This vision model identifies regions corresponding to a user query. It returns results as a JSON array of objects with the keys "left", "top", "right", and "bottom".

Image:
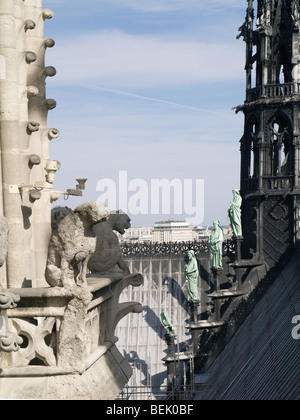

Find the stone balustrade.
[{"left": 0, "top": 273, "right": 143, "bottom": 400}]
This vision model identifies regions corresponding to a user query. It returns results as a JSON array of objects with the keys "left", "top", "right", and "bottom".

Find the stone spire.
[{"left": 237, "top": 0, "right": 300, "bottom": 266}]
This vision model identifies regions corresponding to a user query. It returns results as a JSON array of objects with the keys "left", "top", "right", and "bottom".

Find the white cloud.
[{"left": 48, "top": 30, "right": 244, "bottom": 88}]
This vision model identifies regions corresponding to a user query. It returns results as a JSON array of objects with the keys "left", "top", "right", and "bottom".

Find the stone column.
[
  {"left": 0, "top": 1, "right": 57, "bottom": 287},
  {"left": 0, "top": 0, "right": 32, "bottom": 287}
]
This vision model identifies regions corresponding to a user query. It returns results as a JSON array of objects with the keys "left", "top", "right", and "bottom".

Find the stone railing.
[
  {"left": 0, "top": 273, "right": 143, "bottom": 399},
  {"left": 243, "top": 176, "right": 292, "bottom": 194},
  {"left": 264, "top": 83, "right": 296, "bottom": 98},
  {"left": 262, "top": 176, "right": 292, "bottom": 191},
  {"left": 121, "top": 240, "right": 235, "bottom": 258},
  {"left": 242, "top": 177, "right": 259, "bottom": 194},
  {"left": 246, "top": 83, "right": 300, "bottom": 102}
]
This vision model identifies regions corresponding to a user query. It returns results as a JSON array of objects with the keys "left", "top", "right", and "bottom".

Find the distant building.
[
  {"left": 118, "top": 222, "right": 233, "bottom": 243},
  {"left": 119, "top": 226, "right": 153, "bottom": 243},
  {"left": 152, "top": 220, "right": 196, "bottom": 243}
]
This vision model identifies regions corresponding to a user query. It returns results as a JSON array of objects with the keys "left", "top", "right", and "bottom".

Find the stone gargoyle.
[
  {"left": 87, "top": 210, "right": 144, "bottom": 341},
  {"left": 88, "top": 210, "right": 131, "bottom": 276},
  {"left": 45, "top": 201, "right": 110, "bottom": 288}
]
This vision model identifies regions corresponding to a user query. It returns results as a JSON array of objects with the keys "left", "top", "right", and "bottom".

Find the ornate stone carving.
[
  {"left": 45, "top": 201, "right": 110, "bottom": 288},
  {"left": 0, "top": 291, "right": 20, "bottom": 310},
  {"left": 11, "top": 317, "right": 56, "bottom": 367},
  {"left": 0, "top": 331, "right": 23, "bottom": 353}
]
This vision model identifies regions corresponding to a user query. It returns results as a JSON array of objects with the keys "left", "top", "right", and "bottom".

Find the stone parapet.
[{"left": 0, "top": 273, "right": 143, "bottom": 399}]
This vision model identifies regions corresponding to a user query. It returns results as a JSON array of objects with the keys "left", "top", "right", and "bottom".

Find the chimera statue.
[
  {"left": 45, "top": 201, "right": 110, "bottom": 288},
  {"left": 88, "top": 210, "right": 131, "bottom": 275}
]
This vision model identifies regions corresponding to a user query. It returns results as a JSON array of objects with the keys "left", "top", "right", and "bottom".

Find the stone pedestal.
[
  {"left": 188, "top": 299, "right": 200, "bottom": 326},
  {"left": 162, "top": 333, "right": 177, "bottom": 394},
  {"left": 211, "top": 268, "right": 223, "bottom": 322},
  {"left": 233, "top": 236, "right": 244, "bottom": 289}
]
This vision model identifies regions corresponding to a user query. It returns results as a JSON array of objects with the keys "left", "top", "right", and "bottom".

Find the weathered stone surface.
[
  {"left": 57, "top": 285, "right": 93, "bottom": 370},
  {"left": 0, "top": 331, "right": 23, "bottom": 353},
  {"left": 0, "top": 216, "right": 9, "bottom": 268},
  {"left": 51, "top": 206, "right": 72, "bottom": 232},
  {"left": 45, "top": 202, "right": 110, "bottom": 288},
  {"left": 0, "top": 342, "right": 132, "bottom": 400},
  {"left": 88, "top": 211, "right": 131, "bottom": 275}
]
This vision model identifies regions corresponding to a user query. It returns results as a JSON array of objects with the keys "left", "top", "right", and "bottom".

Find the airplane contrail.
[{"left": 66, "top": 82, "right": 229, "bottom": 116}]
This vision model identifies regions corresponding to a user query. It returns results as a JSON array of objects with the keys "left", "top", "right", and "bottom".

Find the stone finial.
[
  {"left": 46, "top": 99, "right": 57, "bottom": 110},
  {"left": 24, "top": 20, "right": 36, "bottom": 32},
  {"left": 48, "top": 128, "right": 59, "bottom": 140},
  {"left": 28, "top": 154, "right": 41, "bottom": 167},
  {"left": 25, "top": 52, "right": 37, "bottom": 64},
  {"left": 42, "top": 9, "right": 54, "bottom": 20},
  {"left": 0, "top": 331, "right": 23, "bottom": 353},
  {"left": 27, "top": 121, "right": 40, "bottom": 134},
  {"left": 44, "top": 38, "right": 55, "bottom": 49},
  {"left": 45, "top": 66, "right": 57, "bottom": 77},
  {"left": 27, "top": 85, "right": 39, "bottom": 97}
]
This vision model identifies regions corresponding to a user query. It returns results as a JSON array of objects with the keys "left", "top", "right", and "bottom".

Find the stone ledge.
[{"left": 0, "top": 342, "right": 132, "bottom": 400}]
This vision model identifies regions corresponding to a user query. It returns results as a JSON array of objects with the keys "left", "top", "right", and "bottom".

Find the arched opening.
[
  {"left": 269, "top": 114, "right": 292, "bottom": 176},
  {"left": 248, "top": 118, "right": 259, "bottom": 178}
]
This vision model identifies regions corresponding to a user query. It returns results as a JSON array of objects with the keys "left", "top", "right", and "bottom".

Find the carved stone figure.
[
  {"left": 292, "top": 0, "right": 299, "bottom": 27},
  {"left": 45, "top": 201, "right": 110, "bottom": 288},
  {"left": 88, "top": 211, "right": 131, "bottom": 275},
  {"left": 228, "top": 189, "right": 243, "bottom": 238},
  {"left": 0, "top": 331, "right": 23, "bottom": 353},
  {"left": 0, "top": 291, "right": 20, "bottom": 310},
  {"left": 205, "top": 221, "right": 224, "bottom": 269},
  {"left": 161, "top": 310, "right": 175, "bottom": 336},
  {"left": 51, "top": 206, "right": 72, "bottom": 232},
  {"left": 184, "top": 250, "right": 200, "bottom": 302}
]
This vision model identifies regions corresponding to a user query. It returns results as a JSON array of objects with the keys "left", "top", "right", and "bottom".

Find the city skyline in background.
[{"left": 44, "top": 0, "right": 247, "bottom": 226}]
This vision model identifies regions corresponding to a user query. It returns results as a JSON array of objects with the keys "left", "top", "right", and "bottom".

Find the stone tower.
[
  {"left": 0, "top": 0, "right": 59, "bottom": 288},
  {"left": 237, "top": 0, "right": 300, "bottom": 268}
]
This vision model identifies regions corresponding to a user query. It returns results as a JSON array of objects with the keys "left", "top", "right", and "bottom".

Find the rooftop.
[{"left": 195, "top": 249, "right": 300, "bottom": 400}]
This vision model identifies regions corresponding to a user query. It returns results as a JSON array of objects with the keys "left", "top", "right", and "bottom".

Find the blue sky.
[{"left": 44, "top": 0, "right": 247, "bottom": 227}]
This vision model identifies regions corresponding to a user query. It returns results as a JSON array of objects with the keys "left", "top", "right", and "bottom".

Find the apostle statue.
[
  {"left": 228, "top": 189, "right": 243, "bottom": 238},
  {"left": 205, "top": 221, "right": 224, "bottom": 269},
  {"left": 184, "top": 250, "right": 200, "bottom": 302},
  {"left": 161, "top": 309, "right": 175, "bottom": 336}
]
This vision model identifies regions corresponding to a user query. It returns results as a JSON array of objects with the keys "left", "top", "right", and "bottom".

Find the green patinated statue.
[
  {"left": 205, "top": 220, "right": 224, "bottom": 269},
  {"left": 228, "top": 189, "right": 243, "bottom": 237},
  {"left": 160, "top": 309, "right": 175, "bottom": 335},
  {"left": 184, "top": 250, "right": 200, "bottom": 302}
]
